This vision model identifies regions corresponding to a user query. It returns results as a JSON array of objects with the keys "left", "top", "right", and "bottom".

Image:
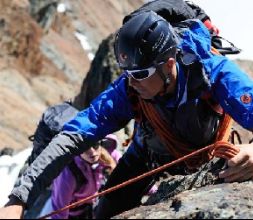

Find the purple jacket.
[{"left": 51, "top": 134, "right": 121, "bottom": 219}]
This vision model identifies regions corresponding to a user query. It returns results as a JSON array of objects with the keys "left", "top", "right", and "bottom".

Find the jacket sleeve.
[
  {"left": 63, "top": 74, "right": 134, "bottom": 140},
  {"left": 10, "top": 74, "right": 133, "bottom": 208},
  {"left": 123, "top": 0, "right": 210, "bottom": 24},
  {"left": 11, "top": 132, "right": 87, "bottom": 208},
  {"left": 205, "top": 55, "right": 253, "bottom": 130},
  {"left": 51, "top": 167, "right": 76, "bottom": 219}
]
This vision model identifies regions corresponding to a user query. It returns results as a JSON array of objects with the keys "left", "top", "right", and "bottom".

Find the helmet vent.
[
  {"left": 142, "top": 22, "right": 158, "bottom": 41},
  {"left": 150, "top": 22, "right": 158, "bottom": 31}
]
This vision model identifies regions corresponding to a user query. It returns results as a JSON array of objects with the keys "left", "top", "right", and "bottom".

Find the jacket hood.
[
  {"left": 104, "top": 134, "right": 119, "bottom": 152},
  {"left": 177, "top": 19, "right": 212, "bottom": 65}
]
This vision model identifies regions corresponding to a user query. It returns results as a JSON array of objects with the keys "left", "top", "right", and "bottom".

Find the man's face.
[
  {"left": 128, "top": 69, "right": 164, "bottom": 99},
  {"left": 128, "top": 60, "right": 177, "bottom": 99}
]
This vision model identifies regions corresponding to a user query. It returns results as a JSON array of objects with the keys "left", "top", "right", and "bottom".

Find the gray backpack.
[{"left": 27, "top": 101, "right": 79, "bottom": 166}]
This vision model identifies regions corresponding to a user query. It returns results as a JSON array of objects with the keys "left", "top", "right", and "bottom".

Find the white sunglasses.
[
  {"left": 126, "top": 66, "right": 157, "bottom": 81},
  {"left": 126, "top": 61, "right": 166, "bottom": 81}
]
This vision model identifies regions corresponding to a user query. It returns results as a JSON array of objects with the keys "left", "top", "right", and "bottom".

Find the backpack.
[
  {"left": 25, "top": 101, "right": 113, "bottom": 192},
  {"left": 26, "top": 101, "right": 79, "bottom": 167},
  {"left": 123, "top": 0, "right": 241, "bottom": 55},
  {"left": 15, "top": 101, "right": 81, "bottom": 196}
]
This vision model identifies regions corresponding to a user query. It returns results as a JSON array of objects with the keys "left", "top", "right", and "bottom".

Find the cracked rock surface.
[{"left": 115, "top": 159, "right": 253, "bottom": 219}]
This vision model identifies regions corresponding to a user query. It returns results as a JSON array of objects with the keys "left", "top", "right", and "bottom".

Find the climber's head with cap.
[{"left": 114, "top": 11, "right": 179, "bottom": 99}]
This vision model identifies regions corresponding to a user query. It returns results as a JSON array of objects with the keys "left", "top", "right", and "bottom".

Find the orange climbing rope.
[
  {"left": 138, "top": 97, "right": 234, "bottom": 169},
  {"left": 39, "top": 141, "right": 239, "bottom": 219}
]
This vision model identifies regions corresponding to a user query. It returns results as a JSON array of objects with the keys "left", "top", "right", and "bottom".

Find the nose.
[
  {"left": 87, "top": 147, "right": 96, "bottom": 154},
  {"left": 91, "top": 146, "right": 98, "bottom": 152}
]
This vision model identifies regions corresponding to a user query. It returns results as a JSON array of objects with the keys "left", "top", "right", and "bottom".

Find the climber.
[{"left": 1, "top": 2, "right": 253, "bottom": 219}]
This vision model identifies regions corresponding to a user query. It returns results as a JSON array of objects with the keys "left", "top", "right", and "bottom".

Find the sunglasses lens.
[
  {"left": 93, "top": 143, "right": 100, "bottom": 150},
  {"left": 101, "top": 139, "right": 108, "bottom": 147},
  {"left": 131, "top": 70, "right": 150, "bottom": 79},
  {"left": 127, "top": 66, "right": 156, "bottom": 80}
]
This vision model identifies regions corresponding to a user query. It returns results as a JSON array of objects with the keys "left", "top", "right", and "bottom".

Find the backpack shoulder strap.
[{"left": 68, "top": 161, "right": 87, "bottom": 192}]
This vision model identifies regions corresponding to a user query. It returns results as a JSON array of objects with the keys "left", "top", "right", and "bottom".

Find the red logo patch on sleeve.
[{"left": 240, "top": 94, "right": 252, "bottom": 104}]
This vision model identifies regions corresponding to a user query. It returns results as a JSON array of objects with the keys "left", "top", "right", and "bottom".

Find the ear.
[{"left": 166, "top": 58, "right": 176, "bottom": 70}]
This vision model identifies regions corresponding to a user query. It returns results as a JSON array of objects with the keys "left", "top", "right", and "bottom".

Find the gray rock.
[
  {"left": 115, "top": 159, "right": 253, "bottom": 219},
  {"left": 73, "top": 33, "right": 120, "bottom": 109},
  {"left": 29, "top": 0, "right": 59, "bottom": 32}
]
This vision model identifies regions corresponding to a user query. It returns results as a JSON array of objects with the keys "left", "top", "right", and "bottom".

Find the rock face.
[
  {"left": 73, "top": 33, "right": 119, "bottom": 109},
  {"left": 0, "top": 0, "right": 144, "bottom": 151},
  {"left": 115, "top": 159, "right": 253, "bottom": 219},
  {"left": 116, "top": 181, "right": 253, "bottom": 219}
]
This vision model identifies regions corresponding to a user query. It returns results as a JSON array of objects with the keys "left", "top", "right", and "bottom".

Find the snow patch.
[
  {"left": 75, "top": 32, "right": 95, "bottom": 61},
  {"left": 57, "top": 3, "right": 66, "bottom": 13},
  {"left": 0, "top": 148, "right": 32, "bottom": 207}
]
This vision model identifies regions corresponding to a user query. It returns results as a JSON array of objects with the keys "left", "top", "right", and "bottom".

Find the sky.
[{"left": 191, "top": 0, "right": 253, "bottom": 60}]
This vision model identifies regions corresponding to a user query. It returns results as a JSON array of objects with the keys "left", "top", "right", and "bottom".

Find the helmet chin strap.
[{"left": 156, "top": 66, "right": 171, "bottom": 95}]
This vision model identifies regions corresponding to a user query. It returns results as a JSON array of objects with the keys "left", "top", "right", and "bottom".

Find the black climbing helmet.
[{"left": 114, "top": 11, "right": 179, "bottom": 70}]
